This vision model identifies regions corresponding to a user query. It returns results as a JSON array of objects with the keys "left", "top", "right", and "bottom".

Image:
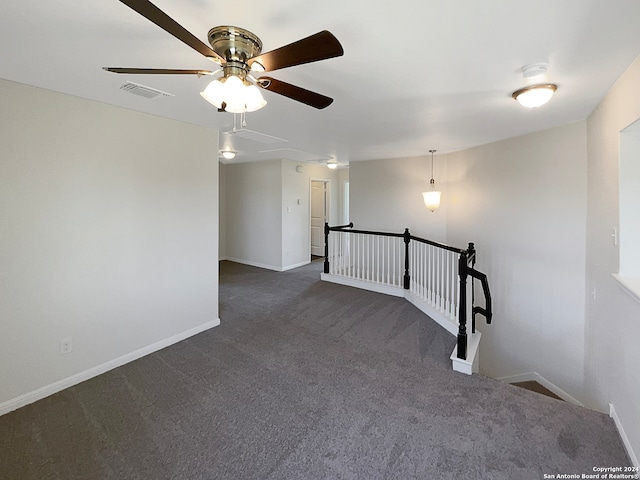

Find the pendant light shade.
[
  {"left": 422, "top": 149, "right": 441, "bottom": 212},
  {"left": 423, "top": 188, "right": 441, "bottom": 212}
]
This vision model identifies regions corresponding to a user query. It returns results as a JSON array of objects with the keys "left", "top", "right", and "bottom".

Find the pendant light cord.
[{"left": 429, "top": 149, "right": 436, "bottom": 183}]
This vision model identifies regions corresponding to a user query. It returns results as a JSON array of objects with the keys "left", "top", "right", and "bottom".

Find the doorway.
[{"left": 310, "top": 180, "right": 330, "bottom": 257}]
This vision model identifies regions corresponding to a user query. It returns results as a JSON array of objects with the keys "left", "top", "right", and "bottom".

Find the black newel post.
[
  {"left": 323, "top": 222, "right": 330, "bottom": 274},
  {"left": 403, "top": 228, "right": 411, "bottom": 290},
  {"left": 468, "top": 242, "right": 476, "bottom": 334},
  {"left": 457, "top": 250, "right": 468, "bottom": 360}
]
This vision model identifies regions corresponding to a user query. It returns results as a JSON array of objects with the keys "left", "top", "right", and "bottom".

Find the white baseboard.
[
  {"left": 223, "top": 258, "right": 313, "bottom": 272},
  {"left": 497, "top": 372, "right": 585, "bottom": 407},
  {"left": 405, "top": 292, "right": 458, "bottom": 336},
  {"left": 225, "top": 257, "right": 284, "bottom": 272},
  {"left": 282, "top": 260, "right": 310, "bottom": 272},
  {"left": 225, "top": 258, "right": 311, "bottom": 272},
  {"left": 610, "top": 403, "right": 639, "bottom": 468},
  {"left": 225, "top": 257, "right": 281, "bottom": 271},
  {"left": 321, "top": 273, "right": 405, "bottom": 297},
  {"left": 0, "top": 319, "right": 220, "bottom": 417}
]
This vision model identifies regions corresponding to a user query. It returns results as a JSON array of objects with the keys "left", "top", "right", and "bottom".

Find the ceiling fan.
[{"left": 103, "top": 0, "right": 344, "bottom": 113}]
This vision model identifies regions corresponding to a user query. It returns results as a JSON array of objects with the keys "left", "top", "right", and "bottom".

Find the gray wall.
[
  {"left": 223, "top": 160, "right": 283, "bottom": 269},
  {"left": 446, "top": 122, "right": 588, "bottom": 398},
  {"left": 585, "top": 54, "right": 640, "bottom": 464},
  {"left": 0, "top": 79, "right": 219, "bottom": 410},
  {"left": 348, "top": 55, "right": 640, "bottom": 460},
  {"left": 350, "top": 155, "right": 447, "bottom": 242},
  {"left": 222, "top": 160, "right": 341, "bottom": 271}
]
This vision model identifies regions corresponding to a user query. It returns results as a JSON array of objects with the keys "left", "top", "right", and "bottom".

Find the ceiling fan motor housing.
[{"left": 208, "top": 26, "right": 263, "bottom": 78}]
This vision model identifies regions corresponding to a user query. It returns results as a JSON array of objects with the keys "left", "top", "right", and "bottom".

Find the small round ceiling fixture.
[
  {"left": 220, "top": 150, "right": 237, "bottom": 160},
  {"left": 512, "top": 84, "right": 557, "bottom": 108}
]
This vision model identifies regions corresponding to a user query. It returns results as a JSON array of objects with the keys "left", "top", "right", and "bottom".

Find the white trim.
[
  {"left": 225, "top": 257, "right": 283, "bottom": 272},
  {"left": 282, "top": 260, "right": 311, "bottom": 272},
  {"left": 309, "top": 178, "right": 331, "bottom": 259},
  {"left": 0, "top": 319, "right": 220, "bottom": 417},
  {"left": 497, "top": 371, "right": 585, "bottom": 407},
  {"left": 225, "top": 257, "right": 310, "bottom": 273},
  {"left": 610, "top": 403, "right": 640, "bottom": 468},
  {"left": 451, "top": 332, "right": 481, "bottom": 375},
  {"left": 612, "top": 274, "right": 640, "bottom": 305},
  {"left": 321, "top": 273, "right": 404, "bottom": 297},
  {"left": 405, "top": 291, "right": 458, "bottom": 335}
]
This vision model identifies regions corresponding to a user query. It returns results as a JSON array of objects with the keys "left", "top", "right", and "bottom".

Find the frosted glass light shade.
[
  {"left": 200, "top": 76, "right": 267, "bottom": 113},
  {"left": 200, "top": 78, "right": 226, "bottom": 108},
  {"left": 244, "top": 84, "right": 267, "bottom": 112},
  {"left": 422, "top": 190, "right": 441, "bottom": 212},
  {"left": 512, "top": 84, "right": 557, "bottom": 108}
]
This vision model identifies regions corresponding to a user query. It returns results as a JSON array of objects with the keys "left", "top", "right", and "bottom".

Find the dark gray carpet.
[{"left": 0, "top": 260, "right": 630, "bottom": 479}]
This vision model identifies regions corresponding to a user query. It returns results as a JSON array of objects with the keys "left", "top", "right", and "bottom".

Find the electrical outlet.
[{"left": 60, "top": 337, "right": 72, "bottom": 355}]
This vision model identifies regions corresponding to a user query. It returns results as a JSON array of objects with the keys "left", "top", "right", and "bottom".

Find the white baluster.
[
  {"left": 445, "top": 250, "right": 450, "bottom": 314},
  {"left": 450, "top": 252, "right": 456, "bottom": 317}
]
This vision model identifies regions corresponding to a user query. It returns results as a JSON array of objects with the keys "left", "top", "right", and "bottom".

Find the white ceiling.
[{"left": 2, "top": 0, "right": 640, "bottom": 165}]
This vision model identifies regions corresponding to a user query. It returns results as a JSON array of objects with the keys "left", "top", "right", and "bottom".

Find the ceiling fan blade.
[
  {"left": 258, "top": 77, "right": 333, "bottom": 109},
  {"left": 249, "top": 31, "right": 343, "bottom": 72},
  {"left": 118, "top": 0, "right": 225, "bottom": 64},
  {"left": 103, "top": 67, "right": 215, "bottom": 75}
]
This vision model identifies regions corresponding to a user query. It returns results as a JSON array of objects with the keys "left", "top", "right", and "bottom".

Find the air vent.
[
  {"left": 224, "top": 129, "right": 287, "bottom": 144},
  {"left": 119, "top": 81, "right": 174, "bottom": 99},
  {"left": 258, "top": 148, "right": 331, "bottom": 162}
]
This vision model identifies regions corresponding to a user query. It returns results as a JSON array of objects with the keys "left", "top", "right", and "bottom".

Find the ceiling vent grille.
[
  {"left": 258, "top": 148, "right": 331, "bottom": 162},
  {"left": 119, "top": 81, "right": 174, "bottom": 99},
  {"left": 224, "top": 129, "right": 287, "bottom": 144}
]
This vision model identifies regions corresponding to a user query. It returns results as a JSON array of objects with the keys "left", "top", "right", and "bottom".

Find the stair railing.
[{"left": 323, "top": 222, "right": 492, "bottom": 360}]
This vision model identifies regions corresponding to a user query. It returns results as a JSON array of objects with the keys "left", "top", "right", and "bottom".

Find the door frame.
[{"left": 309, "top": 178, "right": 331, "bottom": 259}]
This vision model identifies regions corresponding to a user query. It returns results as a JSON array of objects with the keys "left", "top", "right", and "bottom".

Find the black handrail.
[
  {"left": 328, "top": 223, "right": 463, "bottom": 253},
  {"left": 410, "top": 235, "right": 465, "bottom": 254},
  {"left": 328, "top": 222, "right": 354, "bottom": 230},
  {"left": 329, "top": 225, "right": 404, "bottom": 239},
  {"left": 324, "top": 223, "right": 493, "bottom": 362},
  {"left": 470, "top": 269, "right": 492, "bottom": 324}
]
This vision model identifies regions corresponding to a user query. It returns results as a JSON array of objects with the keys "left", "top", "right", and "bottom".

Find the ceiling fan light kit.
[
  {"left": 200, "top": 75, "right": 267, "bottom": 113},
  {"left": 104, "top": 0, "right": 344, "bottom": 111}
]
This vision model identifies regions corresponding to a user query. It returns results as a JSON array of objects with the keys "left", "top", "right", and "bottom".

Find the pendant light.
[{"left": 422, "top": 149, "right": 441, "bottom": 212}]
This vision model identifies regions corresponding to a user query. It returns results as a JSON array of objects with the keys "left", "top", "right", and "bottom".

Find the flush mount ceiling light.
[
  {"left": 512, "top": 84, "right": 558, "bottom": 108},
  {"left": 422, "top": 149, "right": 441, "bottom": 212},
  {"left": 220, "top": 150, "right": 237, "bottom": 160},
  {"left": 512, "top": 63, "right": 557, "bottom": 108}
]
